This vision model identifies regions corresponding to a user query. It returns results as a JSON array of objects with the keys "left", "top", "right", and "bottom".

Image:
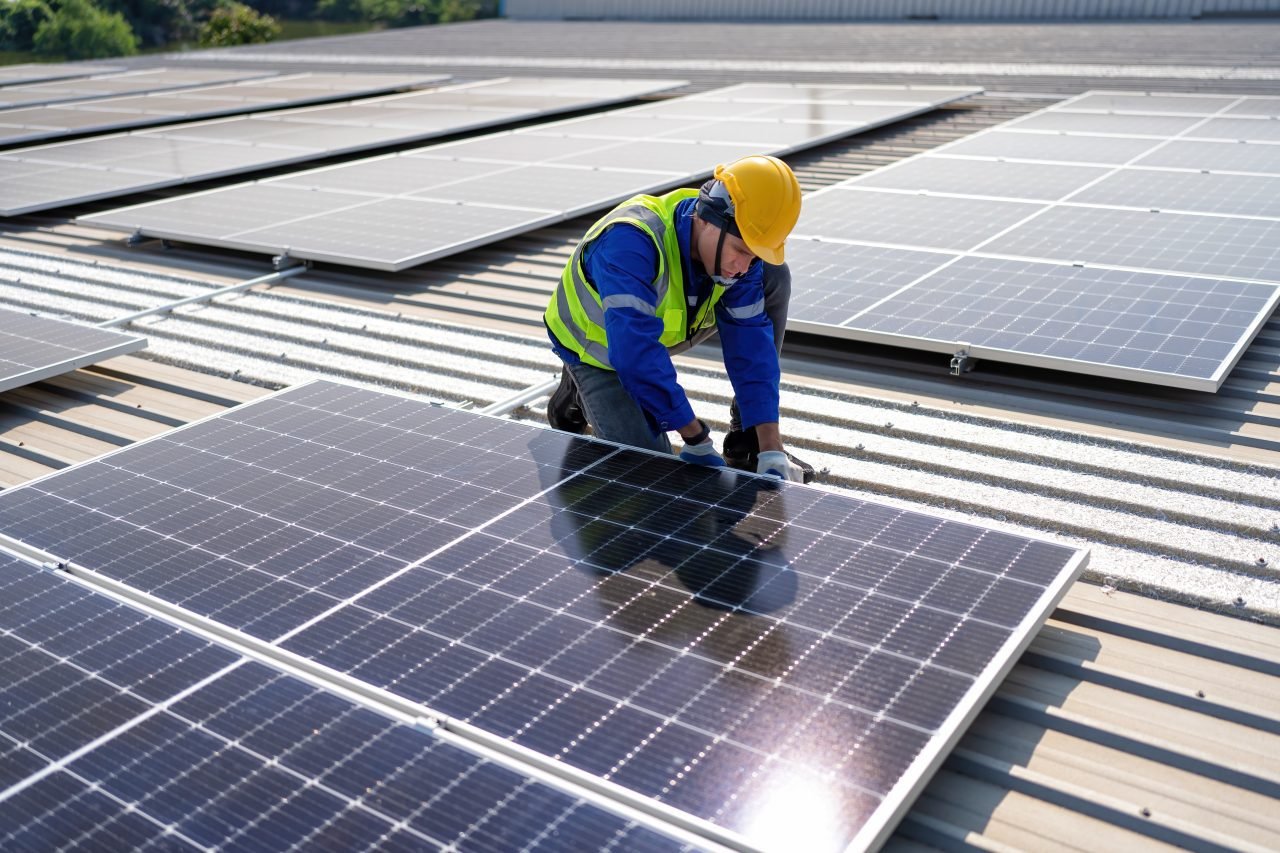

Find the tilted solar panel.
[
  {"left": 0, "top": 306, "right": 146, "bottom": 393},
  {"left": 0, "top": 77, "right": 686, "bottom": 216},
  {"left": 0, "top": 63, "right": 123, "bottom": 87},
  {"left": 0, "top": 379, "right": 1087, "bottom": 851},
  {"left": 81, "top": 83, "right": 983, "bottom": 271},
  {"left": 0, "top": 72, "right": 446, "bottom": 146},
  {"left": 0, "top": 67, "right": 272, "bottom": 110},
  {"left": 787, "top": 90, "right": 1280, "bottom": 391}
]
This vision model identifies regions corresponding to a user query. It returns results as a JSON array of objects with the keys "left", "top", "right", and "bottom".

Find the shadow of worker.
[{"left": 540, "top": 438, "right": 799, "bottom": 616}]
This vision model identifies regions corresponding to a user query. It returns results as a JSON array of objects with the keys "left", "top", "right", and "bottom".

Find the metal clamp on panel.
[
  {"left": 272, "top": 249, "right": 305, "bottom": 271},
  {"left": 950, "top": 347, "right": 977, "bottom": 376}
]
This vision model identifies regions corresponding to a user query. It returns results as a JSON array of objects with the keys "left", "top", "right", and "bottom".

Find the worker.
[{"left": 544, "top": 154, "right": 812, "bottom": 483}]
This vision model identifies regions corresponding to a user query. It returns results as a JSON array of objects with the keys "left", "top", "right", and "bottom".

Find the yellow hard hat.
[{"left": 712, "top": 154, "right": 802, "bottom": 265}]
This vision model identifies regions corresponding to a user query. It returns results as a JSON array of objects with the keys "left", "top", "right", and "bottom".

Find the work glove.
[
  {"left": 757, "top": 450, "right": 804, "bottom": 483},
  {"left": 679, "top": 440, "right": 726, "bottom": 468}
]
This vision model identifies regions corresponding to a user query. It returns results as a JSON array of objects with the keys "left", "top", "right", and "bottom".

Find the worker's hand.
[
  {"left": 679, "top": 440, "right": 726, "bottom": 468},
  {"left": 757, "top": 450, "right": 803, "bottom": 482}
]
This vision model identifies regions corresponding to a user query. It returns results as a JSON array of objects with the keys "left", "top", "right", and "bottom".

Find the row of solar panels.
[
  {"left": 0, "top": 378, "right": 1088, "bottom": 850},
  {"left": 5, "top": 76, "right": 1276, "bottom": 396},
  {"left": 0, "top": 79, "right": 973, "bottom": 404},
  {"left": 786, "top": 91, "right": 1280, "bottom": 392}
]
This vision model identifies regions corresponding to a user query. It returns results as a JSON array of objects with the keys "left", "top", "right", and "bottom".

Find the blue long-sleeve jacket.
[{"left": 549, "top": 197, "right": 779, "bottom": 435}]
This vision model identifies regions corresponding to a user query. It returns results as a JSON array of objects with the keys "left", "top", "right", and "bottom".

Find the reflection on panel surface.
[{"left": 0, "top": 379, "right": 1084, "bottom": 852}]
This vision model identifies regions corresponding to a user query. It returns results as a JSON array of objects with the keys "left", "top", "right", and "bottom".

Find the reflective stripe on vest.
[{"left": 546, "top": 189, "right": 704, "bottom": 370}]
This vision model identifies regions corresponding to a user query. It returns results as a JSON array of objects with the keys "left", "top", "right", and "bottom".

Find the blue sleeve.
[
  {"left": 586, "top": 225, "right": 697, "bottom": 433},
  {"left": 715, "top": 266, "right": 780, "bottom": 428}
]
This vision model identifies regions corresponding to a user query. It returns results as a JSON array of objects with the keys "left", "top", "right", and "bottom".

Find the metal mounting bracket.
[
  {"left": 272, "top": 251, "right": 306, "bottom": 271},
  {"left": 950, "top": 348, "right": 977, "bottom": 376}
]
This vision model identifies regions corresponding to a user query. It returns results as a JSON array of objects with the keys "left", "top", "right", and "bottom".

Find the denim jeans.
[{"left": 564, "top": 262, "right": 791, "bottom": 451}]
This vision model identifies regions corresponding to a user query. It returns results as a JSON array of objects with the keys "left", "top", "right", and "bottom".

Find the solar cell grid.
[
  {"left": 0, "top": 68, "right": 268, "bottom": 110},
  {"left": 2, "top": 76, "right": 686, "bottom": 216},
  {"left": 0, "top": 63, "right": 121, "bottom": 86},
  {"left": 692, "top": 84, "right": 979, "bottom": 105},
  {"left": 795, "top": 188, "right": 1042, "bottom": 252},
  {"left": 1062, "top": 93, "right": 1236, "bottom": 114},
  {"left": 0, "top": 307, "right": 146, "bottom": 393},
  {"left": 1189, "top": 116, "right": 1280, "bottom": 143},
  {"left": 1226, "top": 98, "right": 1280, "bottom": 117},
  {"left": 854, "top": 156, "right": 1108, "bottom": 201},
  {"left": 986, "top": 205, "right": 1280, "bottom": 281},
  {"left": 789, "top": 90, "right": 1280, "bottom": 390},
  {"left": 1004, "top": 112, "right": 1206, "bottom": 136},
  {"left": 785, "top": 240, "right": 957, "bottom": 323},
  {"left": 850, "top": 256, "right": 1276, "bottom": 386},
  {"left": 1134, "top": 138, "right": 1280, "bottom": 174},
  {"left": 0, "top": 72, "right": 447, "bottom": 146},
  {"left": 0, "top": 553, "right": 686, "bottom": 851},
  {"left": 82, "top": 83, "right": 983, "bottom": 270},
  {"left": 1072, "top": 168, "right": 1280, "bottom": 218},
  {"left": 0, "top": 379, "right": 1085, "bottom": 853},
  {"left": 940, "top": 130, "right": 1160, "bottom": 164}
]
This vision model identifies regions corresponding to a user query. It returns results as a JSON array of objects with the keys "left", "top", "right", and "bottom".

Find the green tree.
[
  {"left": 33, "top": 0, "right": 139, "bottom": 58},
  {"left": 197, "top": 1, "right": 279, "bottom": 46},
  {"left": 316, "top": 0, "right": 482, "bottom": 27},
  {"left": 0, "top": 0, "right": 55, "bottom": 51},
  {"left": 97, "top": 0, "right": 198, "bottom": 48}
]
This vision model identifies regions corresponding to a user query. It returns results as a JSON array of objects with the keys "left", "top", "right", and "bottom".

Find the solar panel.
[
  {"left": 0, "top": 63, "right": 122, "bottom": 87},
  {"left": 0, "top": 551, "right": 692, "bottom": 851},
  {"left": 1003, "top": 112, "right": 1205, "bottom": 136},
  {"left": 941, "top": 130, "right": 1158, "bottom": 164},
  {"left": 0, "top": 379, "right": 1087, "bottom": 852},
  {"left": 787, "top": 90, "right": 1280, "bottom": 391},
  {"left": 852, "top": 156, "right": 1109, "bottom": 201},
  {"left": 0, "top": 77, "right": 686, "bottom": 216},
  {"left": 0, "top": 67, "right": 272, "bottom": 110},
  {"left": 82, "top": 82, "right": 983, "bottom": 271},
  {"left": 1068, "top": 168, "right": 1280, "bottom": 219},
  {"left": 0, "top": 307, "right": 145, "bottom": 393},
  {"left": 0, "top": 72, "right": 446, "bottom": 146}
]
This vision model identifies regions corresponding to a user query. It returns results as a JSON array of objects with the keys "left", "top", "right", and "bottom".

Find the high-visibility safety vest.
[{"left": 545, "top": 189, "right": 725, "bottom": 370}]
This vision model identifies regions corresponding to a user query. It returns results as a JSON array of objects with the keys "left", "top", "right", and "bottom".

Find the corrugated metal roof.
[{"left": 2, "top": 18, "right": 1279, "bottom": 851}]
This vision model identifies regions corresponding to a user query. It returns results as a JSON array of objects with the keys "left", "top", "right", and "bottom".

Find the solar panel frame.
[
  {"left": 0, "top": 378, "right": 1088, "bottom": 852},
  {"left": 0, "top": 307, "right": 146, "bottom": 394},
  {"left": 0, "top": 72, "right": 448, "bottom": 147},
  {"left": 1, "top": 76, "right": 688, "bottom": 217},
  {"left": 786, "top": 89, "right": 1280, "bottom": 391},
  {"left": 82, "top": 82, "right": 983, "bottom": 271}
]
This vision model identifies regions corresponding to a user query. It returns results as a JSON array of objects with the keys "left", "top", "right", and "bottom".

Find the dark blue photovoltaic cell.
[
  {"left": 0, "top": 380, "right": 1084, "bottom": 853},
  {"left": 0, "top": 552, "right": 689, "bottom": 852}
]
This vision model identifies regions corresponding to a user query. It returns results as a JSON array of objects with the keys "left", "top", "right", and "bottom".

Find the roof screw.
[
  {"left": 1141, "top": 807, "right": 1152, "bottom": 818},
  {"left": 884, "top": 422, "right": 893, "bottom": 429},
  {"left": 1270, "top": 523, "right": 1279, "bottom": 533},
  {"left": 1196, "top": 690, "right": 1205, "bottom": 699},
  {"left": 1234, "top": 596, "right": 1246, "bottom": 608},
  {"left": 1257, "top": 557, "right": 1268, "bottom": 567},
  {"left": 910, "top": 401, "right": 919, "bottom": 408}
]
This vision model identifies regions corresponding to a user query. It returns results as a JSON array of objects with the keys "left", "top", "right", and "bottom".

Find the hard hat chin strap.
[{"left": 713, "top": 224, "right": 728, "bottom": 279}]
